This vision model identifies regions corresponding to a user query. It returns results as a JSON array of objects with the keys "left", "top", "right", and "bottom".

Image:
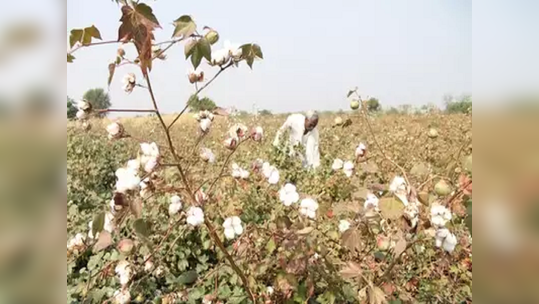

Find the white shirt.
[{"left": 273, "top": 114, "right": 320, "bottom": 169}]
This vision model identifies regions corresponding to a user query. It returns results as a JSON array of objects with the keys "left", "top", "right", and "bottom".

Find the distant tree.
[
  {"left": 366, "top": 97, "right": 381, "bottom": 112},
  {"left": 445, "top": 94, "right": 472, "bottom": 114},
  {"left": 187, "top": 94, "right": 216, "bottom": 112},
  {"left": 259, "top": 109, "right": 272, "bottom": 116},
  {"left": 67, "top": 96, "right": 77, "bottom": 119},
  {"left": 83, "top": 88, "right": 111, "bottom": 117},
  {"left": 386, "top": 107, "right": 400, "bottom": 115},
  {"left": 399, "top": 104, "right": 412, "bottom": 115}
]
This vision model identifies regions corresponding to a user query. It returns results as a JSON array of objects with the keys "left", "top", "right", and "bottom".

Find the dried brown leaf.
[
  {"left": 340, "top": 261, "right": 363, "bottom": 280},
  {"left": 93, "top": 231, "right": 112, "bottom": 253},
  {"left": 368, "top": 286, "right": 387, "bottom": 304}
]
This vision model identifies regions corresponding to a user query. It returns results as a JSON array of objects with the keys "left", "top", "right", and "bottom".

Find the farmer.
[{"left": 273, "top": 110, "right": 320, "bottom": 169}]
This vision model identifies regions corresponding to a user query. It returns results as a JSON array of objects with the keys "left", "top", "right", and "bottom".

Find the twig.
[{"left": 68, "top": 40, "right": 121, "bottom": 55}]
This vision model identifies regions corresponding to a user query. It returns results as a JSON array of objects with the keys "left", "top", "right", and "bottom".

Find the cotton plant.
[
  {"left": 106, "top": 121, "right": 125, "bottom": 140},
  {"left": 67, "top": 233, "right": 86, "bottom": 250},
  {"left": 200, "top": 148, "right": 216, "bottom": 163},
  {"left": 140, "top": 142, "right": 160, "bottom": 173},
  {"left": 231, "top": 163, "right": 250, "bottom": 180},
  {"left": 186, "top": 206, "right": 205, "bottom": 226},
  {"left": 168, "top": 195, "right": 183, "bottom": 216},
  {"left": 115, "top": 260, "right": 131, "bottom": 286},
  {"left": 187, "top": 67, "right": 204, "bottom": 83},
  {"left": 279, "top": 183, "right": 300, "bottom": 206},
  {"left": 115, "top": 166, "right": 141, "bottom": 193},
  {"left": 75, "top": 99, "right": 92, "bottom": 120},
  {"left": 389, "top": 176, "right": 409, "bottom": 206},
  {"left": 199, "top": 118, "right": 212, "bottom": 133},
  {"left": 364, "top": 193, "right": 380, "bottom": 210},
  {"left": 113, "top": 289, "right": 131, "bottom": 304},
  {"left": 355, "top": 142, "right": 367, "bottom": 158},
  {"left": 332, "top": 159, "right": 344, "bottom": 171},
  {"left": 251, "top": 126, "right": 264, "bottom": 142},
  {"left": 435, "top": 228, "right": 458, "bottom": 253},
  {"left": 430, "top": 203, "right": 452, "bottom": 228},
  {"left": 299, "top": 198, "right": 319, "bottom": 219},
  {"left": 262, "top": 162, "right": 280, "bottom": 184},
  {"left": 223, "top": 216, "right": 243, "bottom": 240},
  {"left": 339, "top": 220, "right": 351, "bottom": 232},
  {"left": 343, "top": 161, "right": 354, "bottom": 177},
  {"left": 122, "top": 73, "right": 136, "bottom": 93}
]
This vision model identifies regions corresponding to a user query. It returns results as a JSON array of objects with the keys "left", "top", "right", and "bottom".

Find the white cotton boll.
[
  {"left": 76, "top": 110, "right": 88, "bottom": 120},
  {"left": 106, "top": 122, "right": 123, "bottom": 139},
  {"left": 186, "top": 207, "right": 205, "bottom": 226},
  {"left": 332, "top": 159, "right": 344, "bottom": 170},
  {"left": 251, "top": 126, "right": 264, "bottom": 142},
  {"left": 223, "top": 216, "right": 243, "bottom": 239},
  {"left": 339, "top": 220, "right": 351, "bottom": 232},
  {"left": 279, "top": 183, "right": 300, "bottom": 206},
  {"left": 199, "top": 118, "right": 212, "bottom": 133},
  {"left": 300, "top": 198, "right": 319, "bottom": 219},
  {"left": 268, "top": 168, "right": 280, "bottom": 185},
  {"left": 343, "top": 161, "right": 354, "bottom": 177},
  {"left": 127, "top": 159, "right": 140, "bottom": 172},
  {"left": 430, "top": 203, "right": 452, "bottom": 228},
  {"left": 115, "top": 261, "right": 131, "bottom": 284},
  {"left": 67, "top": 233, "right": 86, "bottom": 249},
  {"left": 229, "top": 124, "right": 248, "bottom": 139},
  {"left": 115, "top": 167, "right": 141, "bottom": 193},
  {"left": 104, "top": 212, "right": 115, "bottom": 234},
  {"left": 113, "top": 289, "right": 131, "bottom": 304},
  {"left": 210, "top": 48, "right": 230, "bottom": 66},
  {"left": 140, "top": 142, "right": 160, "bottom": 158},
  {"left": 77, "top": 100, "right": 91, "bottom": 111},
  {"left": 267, "top": 286, "right": 274, "bottom": 295},
  {"left": 168, "top": 195, "right": 182, "bottom": 216},
  {"left": 435, "top": 228, "right": 458, "bottom": 253},
  {"left": 224, "top": 137, "right": 238, "bottom": 150},
  {"left": 389, "top": 176, "right": 407, "bottom": 193},
  {"left": 364, "top": 193, "right": 379, "bottom": 210},
  {"left": 144, "top": 157, "right": 159, "bottom": 173},
  {"left": 200, "top": 148, "right": 215, "bottom": 163},
  {"left": 404, "top": 203, "right": 420, "bottom": 228},
  {"left": 262, "top": 162, "right": 272, "bottom": 178},
  {"left": 122, "top": 73, "right": 136, "bottom": 94},
  {"left": 355, "top": 142, "right": 367, "bottom": 158},
  {"left": 144, "top": 259, "right": 154, "bottom": 272}
]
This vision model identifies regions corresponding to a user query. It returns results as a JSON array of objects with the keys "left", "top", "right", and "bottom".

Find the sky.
[{"left": 65, "top": 0, "right": 473, "bottom": 115}]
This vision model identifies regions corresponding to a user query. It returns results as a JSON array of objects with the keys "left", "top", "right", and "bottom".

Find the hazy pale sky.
[{"left": 66, "top": 0, "right": 473, "bottom": 114}]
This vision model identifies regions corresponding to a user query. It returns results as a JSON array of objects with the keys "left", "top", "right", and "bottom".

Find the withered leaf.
[
  {"left": 117, "top": 3, "right": 160, "bottom": 75},
  {"left": 342, "top": 228, "right": 362, "bottom": 252},
  {"left": 93, "top": 231, "right": 112, "bottom": 253},
  {"left": 340, "top": 261, "right": 363, "bottom": 280}
]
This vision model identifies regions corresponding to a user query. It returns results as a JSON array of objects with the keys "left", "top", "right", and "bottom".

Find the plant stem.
[
  {"left": 69, "top": 40, "right": 121, "bottom": 55},
  {"left": 143, "top": 73, "right": 256, "bottom": 303}
]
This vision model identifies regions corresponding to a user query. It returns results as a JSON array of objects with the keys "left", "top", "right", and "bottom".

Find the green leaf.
[
  {"left": 177, "top": 270, "right": 198, "bottom": 285},
  {"left": 67, "top": 54, "right": 75, "bottom": 63},
  {"left": 69, "top": 29, "right": 83, "bottom": 48},
  {"left": 266, "top": 238, "right": 276, "bottom": 254},
  {"left": 135, "top": 3, "right": 161, "bottom": 27},
  {"left": 246, "top": 56, "right": 254, "bottom": 69},
  {"left": 190, "top": 46, "right": 203, "bottom": 70},
  {"left": 133, "top": 219, "right": 150, "bottom": 238},
  {"left": 252, "top": 44, "right": 263, "bottom": 59},
  {"left": 92, "top": 212, "right": 106, "bottom": 238},
  {"left": 84, "top": 25, "right": 102, "bottom": 40},
  {"left": 172, "top": 15, "right": 196, "bottom": 38},
  {"left": 347, "top": 89, "right": 356, "bottom": 98},
  {"left": 198, "top": 38, "right": 212, "bottom": 61},
  {"left": 184, "top": 38, "right": 197, "bottom": 59},
  {"left": 188, "top": 287, "right": 204, "bottom": 300},
  {"left": 379, "top": 197, "right": 404, "bottom": 220}
]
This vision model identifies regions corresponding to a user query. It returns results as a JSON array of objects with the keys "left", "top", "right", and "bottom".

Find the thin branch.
[
  {"left": 208, "top": 139, "right": 249, "bottom": 194},
  {"left": 98, "top": 108, "right": 156, "bottom": 114},
  {"left": 68, "top": 40, "right": 121, "bottom": 55}
]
